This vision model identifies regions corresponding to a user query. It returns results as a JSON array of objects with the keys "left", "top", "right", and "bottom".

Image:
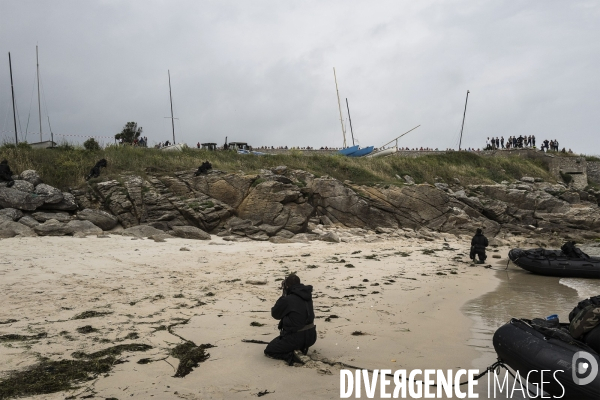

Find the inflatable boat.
[
  {"left": 508, "top": 248, "right": 600, "bottom": 279},
  {"left": 493, "top": 318, "right": 600, "bottom": 399}
]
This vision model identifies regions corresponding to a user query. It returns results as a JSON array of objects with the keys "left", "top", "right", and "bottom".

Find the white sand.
[{"left": 0, "top": 234, "right": 505, "bottom": 399}]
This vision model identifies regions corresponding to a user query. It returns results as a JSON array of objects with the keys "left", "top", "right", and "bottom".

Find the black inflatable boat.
[
  {"left": 508, "top": 248, "right": 600, "bottom": 278},
  {"left": 494, "top": 318, "right": 600, "bottom": 399}
]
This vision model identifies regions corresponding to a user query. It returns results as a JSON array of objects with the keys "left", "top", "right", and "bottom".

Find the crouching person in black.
[
  {"left": 470, "top": 228, "right": 488, "bottom": 264},
  {"left": 264, "top": 273, "right": 317, "bottom": 366},
  {"left": 0, "top": 160, "right": 15, "bottom": 187},
  {"left": 85, "top": 159, "right": 107, "bottom": 181}
]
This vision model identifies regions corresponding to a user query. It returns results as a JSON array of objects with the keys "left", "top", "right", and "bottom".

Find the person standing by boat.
[{"left": 470, "top": 228, "right": 488, "bottom": 264}]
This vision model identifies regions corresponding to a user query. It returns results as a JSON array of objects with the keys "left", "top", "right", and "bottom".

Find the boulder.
[
  {"left": 33, "top": 219, "right": 72, "bottom": 236},
  {"left": 34, "top": 183, "right": 64, "bottom": 204},
  {"left": 66, "top": 220, "right": 103, "bottom": 236},
  {"left": 0, "top": 217, "right": 36, "bottom": 238},
  {"left": 0, "top": 208, "right": 23, "bottom": 221},
  {"left": 122, "top": 225, "right": 165, "bottom": 238},
  {"left": 41, "top": 192, "right": 78, "bottom": 211},
  {"left": 320, "top": 231, "right": 340, "bottom": 243},
  {"left": 32, "top": 211, "right": 71, "bottom": 223},
  {"left": 404, "top": 175, "right": 415, "bottom": 185},
  {"left": 0, "top": 187, "right": 46, "bottom": 210},
  {"left": 11, "top": 180, "right": 34, "bottom": 193},
  {"left": 76, "top": 208, "right": 119, "bottom": 230},
  {"left": 171, "top": 225, "right": 211, "bottom": 240},
  {"left": 520, "top": 177, "right": 535, "bottom": 183},
  {"left": 18, "top": 215, "right": 39, "bottom": 228},
  {"left": 19, "top": 170, "right": 42, "bottom": 186}
]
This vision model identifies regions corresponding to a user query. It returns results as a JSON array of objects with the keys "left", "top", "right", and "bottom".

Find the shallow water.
[{"left": 462, "top": 244, "right": 600, "bottom": 398}]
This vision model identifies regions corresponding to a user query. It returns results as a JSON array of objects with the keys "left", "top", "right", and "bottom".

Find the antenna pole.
[
  {"left": 168, "top": 70, "right": 175, "bottom": 144},
  {"left": 333, "top": 67, "right": 347, "bottom": 148},
  {"left": 37, "top": 46, "right": 43, "bottom": 142},
  {"left": 8, "top": 52, "right": 18, "bottom": 145},
  {"left": 345, "top": 98, "right": 355, "bottom": 147},
  {"left": 458, "top": 90, "right": 470, "bottom": 151}
]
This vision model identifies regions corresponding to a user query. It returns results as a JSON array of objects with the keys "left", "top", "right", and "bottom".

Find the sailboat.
[{"left": 160, "top": 70, "right": 185, "bottom": 151}]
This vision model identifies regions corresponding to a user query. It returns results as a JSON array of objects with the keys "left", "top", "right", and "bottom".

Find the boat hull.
[
  {"left": 338, "top": 145, "right": 360, "bottom": 156},
  {"left": 366, "top": 147, "right": 397, "bottom": 158},
  {"left": 493, "top": 319, "right": 600, "bottom": 399},
  {"left": 508, "top": 248, "right": 600, "bottom": 279},
  {"left": 347, "top": 146, "right": 374, "bottom": 157}
]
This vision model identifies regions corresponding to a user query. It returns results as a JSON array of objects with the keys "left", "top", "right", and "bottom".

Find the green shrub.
[{"left": 83, "top": 138, "right": 101, "bottom": 151}]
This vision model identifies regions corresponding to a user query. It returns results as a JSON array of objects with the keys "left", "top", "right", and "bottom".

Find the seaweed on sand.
[
  {"left": 170, "top": 342, "right": 214, "bottom": 378},
  {"left": 0, "top": 344, "right": 151, "bottom": 399},
  {"left": 72, "top": 311, "right": 113, "bottom": 320},
  {"left": 0, "top": 333, "right": 46, "bottom": 342}
]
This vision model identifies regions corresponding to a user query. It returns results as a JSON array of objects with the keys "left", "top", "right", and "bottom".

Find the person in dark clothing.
[
  {"left": 264, "top": 274, "right": 317, "bottom": 366},
  {"left": 85, "top": 159, "right": 108, "bottom": 181},
  {"left": 470, "top": 228, "right": 488, "bottom": 264},
  {"left": 0, "top": 160, "right": 15, "bottom": 187}
]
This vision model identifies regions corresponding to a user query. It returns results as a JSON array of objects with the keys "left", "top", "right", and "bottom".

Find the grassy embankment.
[{"left": 0, "top": 145, "right": 555, "bottom": 191}]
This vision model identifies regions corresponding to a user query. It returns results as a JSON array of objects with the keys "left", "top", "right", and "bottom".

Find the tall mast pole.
[
  {"left": 345, "top": 98, "right": 355, "bottom": 147},
  {"left": 8, "top": 52, "right": 18, "bottom": 145},
  {"left": 168, "top": 70, "right": 175, "bottom": 144},
  {"left": 333, "top": 67, "right": 347, "bottom": 148},
  {"left": 37, "top": 45, "right": 43, "bottom": 142},
  {"left": 458, "top": 90, "right": 470, "bottom": 151}
]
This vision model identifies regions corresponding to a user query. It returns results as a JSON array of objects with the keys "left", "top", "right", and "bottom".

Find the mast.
[
  {"left": 37, "top": 45, "right": 42, "bottom": 142},
  {"left": 345, "top": 98, "right": 355, "bottom": 147},
  {"left": 8, "top": 52, "right": 18, "bottom": 145},
  {"left": 333, "top": 67, "right": 347, "bottom": 148},
  {"left": 458, "top": 90, "right": 470, "bottom": 151},
  {"left": 168, "top": 70, "right": 175, "bottom": 144}
]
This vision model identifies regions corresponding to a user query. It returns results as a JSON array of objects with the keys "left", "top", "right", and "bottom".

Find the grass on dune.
[{"left": 0, "top": 145, "right": 555, "bottom": 191}]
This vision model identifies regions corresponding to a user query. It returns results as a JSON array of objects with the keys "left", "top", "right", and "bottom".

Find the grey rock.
[
  {"left": 66, "top": 220, "right": 103, "bottom": 236},
  {"left": 275, "top": 229, "right": 295, "bottom": 239},
  {"left": 271, "top": 166, "right": 288, "bottom": 175},
  {"left": 150, "top": 233, "right": 174, "bottom": 242},
  {"left": 41, "top": 192, "right": 78, "bottom": 211},
  {"left": 403, "top": 175, "right": 415, "bottom": 185},
  {"left": 76, "top": 208, "right": 119, "bottom": 230},
  {"left": 320, "top": 231, "right": 340, "bottom": 243},
  {"left": 0, "top": 218, "right": 36, "bottom": 238},
  {"left": 33, "top": 219, "right": 72, "bottom": 236},
  {"left": 520, "top": 177, "right": 535, "bottom": 183},
  {"left": 35, "top": 183, "right": 64, "bottom": 204},
  {"left": 18, "top": 215, "right": 39, "bottom": 228},
  {"left": 171, "top": 225, "right": 211, "bottom": 240},
  {"left": 32, "top": 211, "right": 71, "bottom": 223},
  {"left": 0, "top": 187, "right": 46, "bottom": 210},
  {"left": 434, "top": 183, "right": 449, "bottom": 191},
  {"left": 0, "top": 208, "right": 23, "bottom": 221},
  {"left": 19, "top": 170, "right": 42, "bottom": 186},
  {"left": 11, "top": 180, "right": 34, "bottom": 193},
  {"left": 122, "top": 225, "right": 165, "bottom": 238}
]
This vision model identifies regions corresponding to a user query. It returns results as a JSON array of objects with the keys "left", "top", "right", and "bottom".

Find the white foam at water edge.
[{"left": 559, "top": 278, "right": 600, "bottom": 299}]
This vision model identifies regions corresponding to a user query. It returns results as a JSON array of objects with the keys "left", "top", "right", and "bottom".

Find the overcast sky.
[{"left": 1, "top": 0, "right": 599, "bottom": 154}]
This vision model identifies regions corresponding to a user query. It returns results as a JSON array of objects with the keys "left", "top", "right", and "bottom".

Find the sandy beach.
[{"left": 0, "top": 233, "right": 536, "bottom": 399}]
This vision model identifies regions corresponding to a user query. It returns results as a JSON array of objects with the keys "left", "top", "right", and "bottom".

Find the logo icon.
[{"left": 572, "top": 351, "right": 599, "bottom": 386}]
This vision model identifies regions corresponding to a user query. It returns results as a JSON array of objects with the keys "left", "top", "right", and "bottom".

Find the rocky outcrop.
[{"left": 2, "top": 167, "right": 600, "bottom": 242}]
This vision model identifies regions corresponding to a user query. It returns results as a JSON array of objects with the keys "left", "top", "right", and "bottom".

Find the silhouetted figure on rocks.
[
  {"left": 85, "top": 159, "right": 108, "bottom": 181},
  {"left": 194, "top": 161, "right": 212, "bottom": 176},
  {"left": 0, "top": 160, "right": 15, "bottom": 187},
  {"left": 470, "top": 228, "right": 488, "bottom": 264},
  {"left": 265, "top": 274, "right": 317, "bottom": 366}
]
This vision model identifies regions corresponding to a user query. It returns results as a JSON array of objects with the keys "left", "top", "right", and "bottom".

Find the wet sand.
[{"left": 0, "top": 235, "right": 595, "bottom": 399}]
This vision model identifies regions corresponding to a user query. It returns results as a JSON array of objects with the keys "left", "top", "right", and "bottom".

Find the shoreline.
[{"left": 0, "top": 235, "right": 524, "bottom": 399}]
